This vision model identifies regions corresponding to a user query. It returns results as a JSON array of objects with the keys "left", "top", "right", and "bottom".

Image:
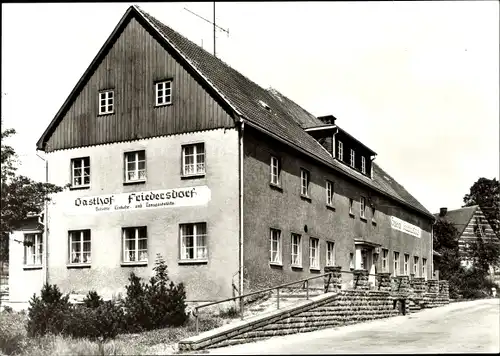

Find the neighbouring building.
[
  {"left": 10, "top": 5, "right": 436, "bottom": 304},
  {"left": 434, "top": 206, "right": 500, "bottom": 286}
]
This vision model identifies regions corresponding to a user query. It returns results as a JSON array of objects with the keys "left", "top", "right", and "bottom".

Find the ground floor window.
[
  {"left": 393, "top": 251, "right": 400, "bottom": 276},
  {"left": 270, "top": 228, "right": 282, "bottom": 264},
  {"left": 422, "top": 258, "right": 427, "bottom": 279},
  {"left": 291, "top": 233, "right": 302, "bottom": 267},
  {"left": 326, "top": 241, "right": 335, "bottom": 266},
  {"left": 180, "top": 223, "right": 207, "bottom": 260},
  {"left": 24, "top": 233, "right": 42, "bottom": 266},
  {"left": 404, "top": 254, "right": 409, "bottom": 275},
  {"left": 382, "top": 249, "right": 388, "bottom": 272},
  {"left": 414, "top": 256, "right": 419, "bottom": 276},
  {"left": 69, "top": 230, "right": 91, "bottom": 264},
  {"left": 122, "top": 227, "right": 148, "bottom": 263},
  {"left": 309, "top": 237, "right": 319, "bottom": 269}
]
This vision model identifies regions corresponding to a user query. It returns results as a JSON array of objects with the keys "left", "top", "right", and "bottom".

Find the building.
[
  {"left": 10, "top": 5, "right": 435, "bottom": 303},
  {"left": 434, "top": 206, "right": 500, "bottom": 285}
]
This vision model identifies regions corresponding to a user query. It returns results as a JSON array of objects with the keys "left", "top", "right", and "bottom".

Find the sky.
[{"left": 1, "top": 1, "right": 499, "bottom": 215}]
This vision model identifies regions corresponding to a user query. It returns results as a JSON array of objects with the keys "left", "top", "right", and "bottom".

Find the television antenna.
[{"left": 184, "top": 2, "right": 229, "bottom": 57}]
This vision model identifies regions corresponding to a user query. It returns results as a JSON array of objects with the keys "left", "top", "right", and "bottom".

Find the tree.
[
  {"left": 433, "top": 219, "right": 463, "bottom": 284},
  {"left": 463, "top": 177, "right": 500, "bottom": 237},
  {"left": 0, "top": 123, "right": 65, "bottom": 259}
]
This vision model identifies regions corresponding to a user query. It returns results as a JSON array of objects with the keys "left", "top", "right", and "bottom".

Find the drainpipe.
[
  {"left": 36, "top": 151, "right": 49, "bottom": 285},
  {"left": 237, "top": 117, "right": 245, "bottom": 301},
  {"left": 431, "top": 221, "right": 434, "bottom": 280}
]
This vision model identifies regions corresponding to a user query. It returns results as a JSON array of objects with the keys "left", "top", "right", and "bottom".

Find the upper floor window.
[
  {"left": 99, "top": 90, "right": 114, "bottom": 115},
  {"left": 155, "top": 80, "right": 172, "bottom": 106},
  {"left": 404, "top": 254, "right": 409, "bottom": 275},
  {"left": 337, "top": 141, "right": 343, "bottom": 161},
  {"left": 326, "top": 180, "right": 334, "bottom": 206},
  {"left": 360, "top": 196, "right": 366, "bottom": 218},
  {"left": 393, "top": 251, "right": 400, "bottom": 276},
  {"left": 361, "top": 156, "right": 366, "bottom": 174},
  {"left": 291, "top": 233, "right": 302, "bottom": 267},
  {"left": 24, "top": 233, "right": 42, "bottom": 266},
  {"left": 123, "top": 226, "right": 148, "bottom": 263},
  {"left": 372, "top": 207, "right": 376, "bottom": 223},
  {"left": 309, "top": 237, "right": 320, "bottom": 269},
  {"left": 326, "top": 241, "right": 335, "bottom": 266},
  {"left": 382, "top": 249, "right": 389, "bottom": 272},
  {"left": 71, "top": 157, "right": 90, "bottom": 188},
  {"left": 180, "top": 223, "right": 207, "bottom": 261},
  {"left": 270, "top": 228, "right": 282, "bottom": 264},
  {"left": 125, "top": 150, "right": 146, "bottom": 183},
  {"left": 414, "top": 256, "right": 419, "bottom": 276},
  {"left": 270, "top": 156, "right": 281, "bottom": 186},
  {"left": 300, "top": 169, "right": 310, "bottom": 197},
  {"left": 69, "top": 230, "right": 91, "bottom": 265},
  {"left": 182, "top": 143, "right": 205, "bottom": 176},
  {"left": 350, "top": 149, "right": 355, "bottom": 168}
]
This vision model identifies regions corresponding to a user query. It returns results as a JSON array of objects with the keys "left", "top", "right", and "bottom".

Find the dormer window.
[
  {"left": 337, "top": 141, "right": 343, "bottom": 161},
  {"left": 350, "top": 149, "right": 355, "bottom": 168},
  {"left": 361, "top": 156, "right": 366, "bottom": 174}
]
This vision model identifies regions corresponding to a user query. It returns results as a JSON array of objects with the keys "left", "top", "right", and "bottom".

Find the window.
[
  {"left": 270, "top": 156, "right": 281, "bottom": 185},
  {"left": 71, "top": 157, "right": 90, "bottom": 187},
  {"left": 122, "top": 227, "right": 148, "bottom": 263},
  {"left": 422, "top": 258, "right": 427, "bottom": 280},
  {"left": 270, "top": 229, "right": 282, "bottom": 264},
  {"left": 360, "top": 197, "right": 366, "bottom": 218},
  {"left": 361, "top": 156, "right": 366, "bottom": 174},
  {"left": 372, "top": 207, "right": 376, "bottom": 223},
  {"left": 69, "top": 230, "right": 91, "bottom": 264},
  {"left": 182, "top": 143, "right": 205, "bottom": 176},
  {"left": 309, "top": 238, "right": 319, "bottom": 269},
  {"left": 24, "top": 233, "right": 42, "bottom": 266},
  {"left": 404, "top": 254, "right": 409, "bottom": 275},
  {"left": 155, "top": 80, "right": 172, "bottom": 106},
  {"left": 414, "top": 256, "right": 419, "bottom": 276},
  {"left": 300, "top": 169, "right": 310, "bottom": 197},
  {"left": 326, "top": 180, "right": 334, "bottom": 206},
  {"left": 98, "top": 90, "right": 114, "bottom": 115},
  {"left": 349, "top": 198, "right": 354, "bottom": 215},
  {"left": 180, "top": 223, "right": 207, "bottom": 261},
  {"left": 382, "top": 249, "right": 388, "bottom": 272},
  {"left": 350, "top": 149, "right": 355, "bottom": 168},
  {"left": 291, "top": 233, "right": 302, "bottom": 267},
  {"left": 393, "top": 251, "right": 400, "bottom": 276},
  {"left": 326, "top": 241, "right": 335, "bottom": 266},
  {"left": 124, "top": 150, "right": 146, "bottom": 182},
  {"left": 349, "top": 253, "right": 354, "bottom": 269},
  {"left": 337, "top": 141, "right": 343, "bottom": 160}
]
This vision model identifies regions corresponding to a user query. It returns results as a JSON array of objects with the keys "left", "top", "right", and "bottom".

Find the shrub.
[
  {"left": 0, "top": 311, "right": 28, "bottom": 355},
  {"left": 27, "top": 284, "right": 71, "bottom": 337},
  {"left": 2, "top": 306, "right": 13, "bottom": 314},
  {"left": 123, "top": 254, "right": 187, "bottom": 331},
  {"left": 83, "top": 291, "right": 104, "bottom": 309}
]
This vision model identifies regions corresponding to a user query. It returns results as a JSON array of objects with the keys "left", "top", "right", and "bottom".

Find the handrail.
[{"left": 193, "top": 272, "right": 333, "bottom": 334}]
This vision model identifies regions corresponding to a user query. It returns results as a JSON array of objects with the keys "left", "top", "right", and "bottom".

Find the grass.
[{"left": 0, "top": 310, "right": 225, "bottom": 356}]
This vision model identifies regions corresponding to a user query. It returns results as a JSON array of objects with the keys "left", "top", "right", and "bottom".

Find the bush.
[
  {"left": 83, "top": 291, "right": 104, "bottom": 309},
  {"left": 123, "top": 254, "right": 187, "bottom": 331},
  {"left": 27, "top": 284, "right": 71, "bottom": 337},
  {"left": 0, "top": 311, "right": 28, "bottom": 355}
]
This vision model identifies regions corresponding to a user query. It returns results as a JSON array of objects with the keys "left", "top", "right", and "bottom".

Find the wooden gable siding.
[
  {"left": 458, "top": 208, "right": 498, "bottom": 254},
  {"left": 45, "top": 17, "right": 234, "bottom": 152}
]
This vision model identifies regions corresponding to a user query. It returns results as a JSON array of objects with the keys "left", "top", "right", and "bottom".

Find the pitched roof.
[
  {"left": 434, "top": 205, "right": 478, "bottom": 236},
  {"left": 36, "top": 5, "right": 434, "bottom": 220}
]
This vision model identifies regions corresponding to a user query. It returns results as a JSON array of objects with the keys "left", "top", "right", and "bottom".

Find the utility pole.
[{"left": 184, "top": 2, "right": 229, "bottom": 57}]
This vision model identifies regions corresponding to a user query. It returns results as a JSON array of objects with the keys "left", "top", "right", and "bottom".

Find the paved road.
[{"left": 204, "top": 299, "right": 500, "bottom": 354}]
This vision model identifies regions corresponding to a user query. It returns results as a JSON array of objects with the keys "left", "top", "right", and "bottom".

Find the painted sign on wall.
[
  {"left": 390, "top": 216, "right": 421, "bottom": 238},
  {"left": 63, "top": 186, "right": 211, "bottom": 215}
]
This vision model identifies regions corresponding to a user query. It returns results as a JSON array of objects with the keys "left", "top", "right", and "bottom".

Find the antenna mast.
[{"left": 184, "top": 2, "right": 229, "bottom": 57}]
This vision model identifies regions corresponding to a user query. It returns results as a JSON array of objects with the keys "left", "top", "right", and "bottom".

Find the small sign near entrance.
[
  {"left": 63, "top": 186, "right": 211, "bottom": 215},
  {"left": 391, "top": 216, "right": 421, "bottom": 238}
]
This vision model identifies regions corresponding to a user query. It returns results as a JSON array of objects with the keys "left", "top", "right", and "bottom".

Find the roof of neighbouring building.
[
  {"left": 434, "top": 205, "right": 478, "bottom": 236},
  {"left": 36, "top": 5, "right": 434, "bottom": 220},
  {"left": 13, "top": 215, "right": 44, "bottom": 232}
]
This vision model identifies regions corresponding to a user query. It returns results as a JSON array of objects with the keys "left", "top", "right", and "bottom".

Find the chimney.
[{"left": 439, "top": 207, "right": 447, "bottom": 217}]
